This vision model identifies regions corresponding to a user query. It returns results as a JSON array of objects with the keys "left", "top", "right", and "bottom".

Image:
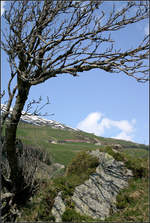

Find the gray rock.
[
  {"left": 53, "top": 163, "right": 65, "bottom": 170},
  {"left": 51, "top": 192, "right": 66, "bottom": 222},
  {"left": 51, "top": 150, "right": 133, "bottom": 221},
  {"left": 72, "top": 150, "right": 133, "bottom": 220}
]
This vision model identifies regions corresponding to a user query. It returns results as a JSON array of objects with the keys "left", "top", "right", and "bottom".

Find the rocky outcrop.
[
  {"left": 72, "top": 150, "right": 133, "bottom": 220},
  {"left": 51, "top": 150, "right": 133, "bottom": 221},
  {"left": 51, "top": 192, "right": 66, "bottom": 222}
]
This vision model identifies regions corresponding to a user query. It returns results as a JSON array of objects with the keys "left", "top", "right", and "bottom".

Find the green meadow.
[{"left": 16, "top": 122, "right": 148, "bottom": 166}]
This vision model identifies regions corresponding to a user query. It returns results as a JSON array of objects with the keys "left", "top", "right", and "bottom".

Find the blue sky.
[{"left": 1, "top": 1, "right": 149, "bottom": 145}]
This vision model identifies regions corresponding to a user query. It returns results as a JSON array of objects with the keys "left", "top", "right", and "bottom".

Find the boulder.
[
  {"left": 51, "top": 150, "right": 133, "bottom": 221},
  {"left": 53, "top": 163, "right": 65, "bottom": 170},
  {"left": 72, "top": 151, "right": 132, "bottom": 220}
]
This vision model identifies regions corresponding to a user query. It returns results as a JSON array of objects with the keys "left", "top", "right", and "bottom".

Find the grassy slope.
[
  {"left": 15, "top": 122, "right": 149, "bottom": 222},
  {"left": 16, "top": 122, "right": 148, "bottom": 166},
  {"left": 16, "top": 123, "right": 102, "bottom": 165}
]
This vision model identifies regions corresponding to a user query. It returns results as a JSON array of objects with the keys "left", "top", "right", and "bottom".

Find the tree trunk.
[{"left": 5, "top": 77, "right": 30, "bottom": 192}]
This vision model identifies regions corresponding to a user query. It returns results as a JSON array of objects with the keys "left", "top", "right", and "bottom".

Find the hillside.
[
  {"left": 15, "top": 122, "right": 149, "bottom": 222},
  {"left": 14, "top": 120, "right": 148, "bottom": 166},
  {"left": 1, "top": 112, "right": 149, "bottom": 222},
  {"left": 2, "top": 103, "right": 148, "bottom": 153}
]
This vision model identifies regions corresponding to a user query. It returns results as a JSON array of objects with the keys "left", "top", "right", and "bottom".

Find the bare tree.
[{"left": 1, "top": 0, "right": 149, "bottom": 193}]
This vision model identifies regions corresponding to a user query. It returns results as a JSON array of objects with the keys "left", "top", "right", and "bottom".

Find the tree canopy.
[{"left": 1, "top": 0, "right": 149, "bottom": 88}]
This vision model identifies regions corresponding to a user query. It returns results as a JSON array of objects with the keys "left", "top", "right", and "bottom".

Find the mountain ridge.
[
  {"left": 1, "top": 104, "right": 149, "bottom": 150},
  {"left": 1, "top": 104, "right": 78, "bottom": 131}
]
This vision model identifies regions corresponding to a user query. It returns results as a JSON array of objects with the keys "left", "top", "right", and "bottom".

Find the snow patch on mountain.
[{"left": 1, "top": 104, "right": 77, "bottom": 131}]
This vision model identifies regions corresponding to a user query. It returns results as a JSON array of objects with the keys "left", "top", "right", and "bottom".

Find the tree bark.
[{"left": 5, "top": 77, "right": 30, "bottom": 192}]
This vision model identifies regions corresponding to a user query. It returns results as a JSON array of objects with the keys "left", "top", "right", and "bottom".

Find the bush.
[
  {"left": 62, "top": 208, "right": 98, "bottom": 222},
  {"left": 2, "top": 140, "right": 53, "bottom": 191},
  {"left": 125, "top": 159, "right": 147, "bottom": 178},
  {"left": 112, "top": 152, "right": 125, "bottom": 162},
  {"left": 65, "top": 151, "right": 99, "bottom": 176},
  {"left": 36, "top": 191, "right": 56, "bottom": 221},
  {"left": 116, "top": 191, "right": 133, "bottom": 209},
  {"left": 17, "top": 144, "right": 52, "bottom": 166},
  {"left": 62, "top": 208, "right": 82, "bottom": 222},
  {"left": 1, "top": 139, "right": 53, "bottom": 220}
]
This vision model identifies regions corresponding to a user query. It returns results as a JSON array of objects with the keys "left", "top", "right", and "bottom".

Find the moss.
[
  {"left": 60, "top": 148, "right": 148, "bottom": 222},
  {"left": 98, "top": 146, "right": 149, "bottom": 222},
  {"left": 45, "top": 151, "right": 100, "bottom": 222},
  {"left": 37, "top": 203, "right": 55, "bottom": 221},
  {"left": 53, "top": 175, "right": 77, "bottom": 197}
]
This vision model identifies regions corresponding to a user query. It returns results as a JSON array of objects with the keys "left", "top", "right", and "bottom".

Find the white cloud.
[
  {"left": 112, "top": 131, "right": 133, "bottom": 141},
  {"left": 144, "top": 24, "right": 149, "bottom": 35},
  {"left": 77, "top": 112, "right": 136, "bottom": 141},
  {"left": 111, "top": 120, "right": 134, "bottom": 133},
  {"left": 1, "top": 1, "right": 6, "bottom": 16},
  {"left": 77, "top": 112, "right": 104, "bottom": 135}
]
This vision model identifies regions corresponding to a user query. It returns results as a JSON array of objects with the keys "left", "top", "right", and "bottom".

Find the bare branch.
[
  {"left": 23, "top": 96, "right": 52, "bottom": 117},
  {"left": 1, "top": 0, "right": 149, "bottom": 86},
  {"left": 0, "top": 90, "right": 5, "bottom": 99}
]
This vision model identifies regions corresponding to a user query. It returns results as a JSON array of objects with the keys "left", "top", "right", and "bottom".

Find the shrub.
[
  {"left": 116, "top": 191, "right": 133, "bottom": 209},
  {"left": 1, "top": 139, "right": 54, "bottom": 222},
  {"left": 62, "top": 208, "right": 82, "bottom": 222},
  {"left": 2, "top": 140, "right": 53, "bottom": 191},
  {"left": 112, "top": 152, "right": 125, "bottom": 162},
  {"left": 17, "top": 144, "right": 52, "bottom": 166},
  {"left": 65, "top": 151, "right": 99, "bottom": 176},
  {"left": 100, "top": 146, "right": 125, "bottom": 161},
  {"left": 125, "top": 159, "right": 147, "bottom": 178},
  {"left": 36, "top": 191, "right": 56, "bottom": 221},
  {"left": 62, "top": 208, "right": 99, "bottom": 222}
]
